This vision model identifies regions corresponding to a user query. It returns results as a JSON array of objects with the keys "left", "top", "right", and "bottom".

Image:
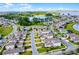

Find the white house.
[{"left": 5, "top": 42, "right": 15, "bottom": 50}]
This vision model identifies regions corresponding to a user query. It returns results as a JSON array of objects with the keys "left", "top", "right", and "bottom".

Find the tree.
[
  {"left": 45, "top": 13, "right": 52, "bottom": 17},
  {"left": 76, "top": 48, "right": 79, "bottom": 53},
  {"left": 18, "top": 16, "right": 31, "bottom": 26}
]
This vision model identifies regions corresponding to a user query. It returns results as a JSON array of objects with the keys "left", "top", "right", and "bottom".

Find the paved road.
[
  {"left": 30, "top": 31, "right": 39, "bottom": 55},
  {"left": 61, "top": 38, "right": 76, "bottom": 51}
]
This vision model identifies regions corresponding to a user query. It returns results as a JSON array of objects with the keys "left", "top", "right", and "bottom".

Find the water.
[{"left": 73, "top": 24, "right": 79, "bottom": 31}]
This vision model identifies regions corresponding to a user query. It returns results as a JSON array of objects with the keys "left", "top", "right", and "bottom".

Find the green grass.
[
  {"left": 25, "top": 41, "right": 31, "bottom": 44},
  {"left": 65, "top": 22, "right": 79, "bottom": 35},
  {"left": 0, "top": 46, "right": 1, "bottom": 50},
  {"left": 35, "top": 36, "right": 40, "bottom": 39},
  {"left": 36, "top": 43, "right": 42, "bottom": 47},
  {"left": 69, "top": 40, "right": 79, "bottom": 46},
  {"left": 37, "top": 48, "right": 47, "bottom": 53},
  {"left": 20, "top": 51, "right": 32, "bottom": 55},
  {"left": 25, "top": 46, "right": 31, "bottom": 49},
  {"left": 0, "top": 25, "right": 13, "bottom": 37},
  {"left": 35, "top": 39, "right": 41, "bottom": 42}
]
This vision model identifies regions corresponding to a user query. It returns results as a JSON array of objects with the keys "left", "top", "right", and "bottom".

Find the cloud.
[
  {"left": 3, "top": 3, "right": 13, "bottom": 8},
  {"left": 18, "top": 4, "right": 32, "bottom": 11}
]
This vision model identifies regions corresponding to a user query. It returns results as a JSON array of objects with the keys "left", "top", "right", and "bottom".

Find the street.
[{"left": 30, "top": 31, "right": 39, "bottom": 55}]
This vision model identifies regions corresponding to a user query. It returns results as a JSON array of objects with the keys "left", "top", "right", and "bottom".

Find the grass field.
[{"left": 0, "top": 25, "right": 13, "bottom": 37}]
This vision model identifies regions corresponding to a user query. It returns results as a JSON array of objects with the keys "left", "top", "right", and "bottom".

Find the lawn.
[
  {"left": 0, "top": 25, "right": 13, "bottom": 37},
  {"left": 37, "top": 48, "right": 47, "bottom": 53},
  {"left": 69, "top": 40, "right": 79, "bottom": 46},
  {"left": 0, "top": 46, "right": 1, "bottom": 50},
  {"left": 35, "top": 36, "right": 40, "bottom": 39},
  {"left": 35, "top": 39, "right": 41, "bottom": 42},
  {"left": 25, "top": 41, "right": 31, "bottom": 44},
  {"left": 65, "top": 22, "right": 79, "bottom": 35},
  {"left": 36, "top": 43, "right": 43, "bottom": 47},
  {"left": 24, "top": 46, "right": 31, "bottom": 49},
  {"left": 20, "top": 51, "right": 32, "bottom": 55}
]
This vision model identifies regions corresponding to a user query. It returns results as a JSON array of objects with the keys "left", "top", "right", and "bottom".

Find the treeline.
[{"left": 0, "top": 13, "right": 53, "bottom": 26}]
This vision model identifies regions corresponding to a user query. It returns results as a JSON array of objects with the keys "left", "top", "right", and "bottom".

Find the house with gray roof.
[
  {"left": 69, "top": 33, "right": 79, "bottom": 43},
  {"left": 2, "top": 47, "right": 25, "bottom": 55},
  {"left": 16, "top": 43, "right": 23, "bottom": 48},
  {"left": 44, "top": 38, "right": 61, "bottom": 47},
  {"left": 5, "top": 42, "right": 16, "bottom": 50}
]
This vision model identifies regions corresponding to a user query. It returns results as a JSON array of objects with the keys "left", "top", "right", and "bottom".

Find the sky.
[{"left": 0, "top": 3, "right": 79, "bottom": 12}]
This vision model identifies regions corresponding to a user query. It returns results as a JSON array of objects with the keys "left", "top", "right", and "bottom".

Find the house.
[
  {"left": 69, "top": 33, "right": 79, "bottom": 43},
  {"left": 40, "top": 30, "right": 52, "bottom": 36},
  {"left": 18, "top": 39, "right": 24, "bottom": 43},
  {"left": 55, "top": 21, "right": 66, "bottom": 28},
  {"left": 5, "top": 42, "right": 16, "bottom": 50},
  {"left": 32, "top": 26, "right": 48, "bottom": 32},
  {"left": 2, "top": 47, "right": 25, "bottom": 55},
  {"left": 51, "top": 38, "right": 61, "bottom": 47},
  {"left": 16, "top": 43, "right": 23, "bottom": 48},
  {"left": 75, "top": 19, "right": 79, "bottom": 23},
  {"left": 23, "top": 27, "right": 28, "bottom": 32},
  {"left": 44, "top": 38, "right": 61, "bottom": 47},
  {"left": 40, "top": 31, "right": 61, "bottom": 47},
  {"left": 9, "top": 39, "right": 17, "bottom": 43},
  {"left": 59, "top": 29, "right": 68, "bottom": 34}
]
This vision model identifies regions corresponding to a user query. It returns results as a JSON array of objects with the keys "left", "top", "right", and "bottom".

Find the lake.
[{"left": 73, "top": 24, "right": 79, "bottom": 31}]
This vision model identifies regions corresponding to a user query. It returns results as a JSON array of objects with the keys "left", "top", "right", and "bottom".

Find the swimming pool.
[{"left": 73, "top": 24, "right": 79, "bottom": 31}]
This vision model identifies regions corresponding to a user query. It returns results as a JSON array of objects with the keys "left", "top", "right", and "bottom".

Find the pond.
[{"left": 73, "top": 24, "right": 79, "bottom": 31}]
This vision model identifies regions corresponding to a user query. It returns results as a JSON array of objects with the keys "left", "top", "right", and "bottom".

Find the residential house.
[
  {"left": 44, "top": 38, "right": 61, "bottom": 47},
  {"left": 69, "top": 33, "right": 79, "bottom": 43},
  {"left": 3, "top": 47, "right": 25, "bottom": 55},
  {"left": 5, "top": 42, "right": 16, "bottom": 50}
]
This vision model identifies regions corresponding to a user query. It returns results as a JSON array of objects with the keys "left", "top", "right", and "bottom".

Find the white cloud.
[
  {"left": 18, "top": 4, "right": 32, "bottom": 11},
  {"left": 3, "top": 3, "right": 13, "bottom": 8}
]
